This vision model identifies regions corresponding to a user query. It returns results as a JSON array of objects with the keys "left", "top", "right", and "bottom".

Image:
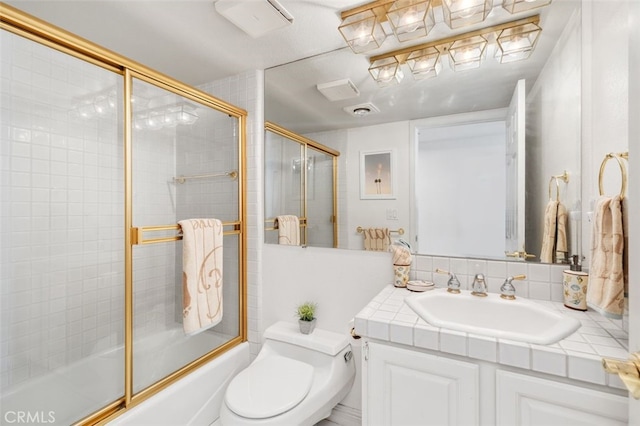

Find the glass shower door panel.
[
  {"left": 306, "top": 148, "right": 336, "bottom": 248},
  {"left": 0, "top": 30, "right": 125, "bottom": 424},
  {"left": 264, "top": 131, "right": 304, "bottom": 244},
  {"left": 131, "top": 78, "right": 240, "bottom": 393}
]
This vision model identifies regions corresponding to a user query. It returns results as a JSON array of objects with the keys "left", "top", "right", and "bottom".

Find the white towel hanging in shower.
[{"left": 179, "top": 218, "right": 224, "bottom": 335}]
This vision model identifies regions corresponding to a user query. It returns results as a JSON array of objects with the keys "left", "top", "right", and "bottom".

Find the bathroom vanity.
[{"left": 355, "top": 286, "right": 629, "bottom": 425}]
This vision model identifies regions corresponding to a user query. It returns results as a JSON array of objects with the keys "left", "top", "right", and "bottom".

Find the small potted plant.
[{"left": 295, "top": 301, "right": 317, "bottom": 335}]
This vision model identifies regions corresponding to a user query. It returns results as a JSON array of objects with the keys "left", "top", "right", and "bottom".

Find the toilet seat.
[{"left": 225, "top": 355, "right": 314, "bottom": 419}]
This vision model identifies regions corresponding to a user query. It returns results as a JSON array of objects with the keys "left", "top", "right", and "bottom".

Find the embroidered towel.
[
  {"left": 363, "top": 228, "right": 391, "bottom": 252},
  {"left": 540, "top": 200, "right": 568, "bottom": 263},
  {"left": 179, "top": 219, "right": 224, "bottom": 335},
  {"left": 586, "top": 196, "right": 625, "bottom": 318},
  {"left": 275, "top": 215, "right": 300, "bottom": 246}
]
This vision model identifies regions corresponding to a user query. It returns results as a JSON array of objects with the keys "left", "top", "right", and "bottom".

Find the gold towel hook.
[
  {"left": 548, "top": 170, "right": 569, "bottom": 201},
  {"left": 598, "top": 152, "right": 628, "bottom": 199}
]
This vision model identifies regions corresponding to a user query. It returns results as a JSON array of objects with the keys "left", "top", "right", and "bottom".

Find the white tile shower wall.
[
  {"left": 200, "top": 70, "right": 264, "bottom": 358},
  {"left": 1, "top": 32, "right": 125, "bottom": 389},
  {"left": 132, "top": 124, "right": 177, "bottom": 337},
  {"left": 412, "top": 254, "right": 568, "bottom": 302},
  {"left": 173, "top": 107, "right": 240, "bottom": 338}
]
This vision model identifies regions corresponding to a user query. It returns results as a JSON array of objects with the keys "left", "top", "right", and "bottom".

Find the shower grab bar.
[
  {"left": 131, "top": 221, "right": 241, "bottom": 245},
  {"left": 264, "top": 217, "right": 307, "bottom": 231},
  {"left": 173, "top": 170, "right": 238, "bottom": 184},
  {"left": 598, "top": 152, "right": 629, "bottom": 199}
]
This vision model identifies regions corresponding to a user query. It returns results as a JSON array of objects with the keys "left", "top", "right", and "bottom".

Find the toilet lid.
[{"left": 225, "top": 355, "right": 314, "bottom": 419}]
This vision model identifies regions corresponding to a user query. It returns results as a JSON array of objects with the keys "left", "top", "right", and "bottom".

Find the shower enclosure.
[
  {"left": 0, "top": 5, "right": 246, "bottom": 425},
  {"left": 264, "top": 122, "right": 339, "bottom": 247}
]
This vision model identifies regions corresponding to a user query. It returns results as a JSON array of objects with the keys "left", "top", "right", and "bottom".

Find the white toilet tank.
[{"left": 220, "top": 321, "right": 355, "bottom": 426}]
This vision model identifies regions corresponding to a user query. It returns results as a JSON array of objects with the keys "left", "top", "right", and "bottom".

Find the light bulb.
[
  {"left": 353, "top": 22, "right": 373, "bottom": 47},
  {"left": 399, "top": 7, "right": 421, "bottom": 33}
]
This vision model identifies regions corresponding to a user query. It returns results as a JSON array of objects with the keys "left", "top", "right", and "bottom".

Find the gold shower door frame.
[
  {"left": 0, "top": 4, "right": 248, "bottom": 425},
  {"left": 264, "top": 121, "right": 340, "bottom": 247}
]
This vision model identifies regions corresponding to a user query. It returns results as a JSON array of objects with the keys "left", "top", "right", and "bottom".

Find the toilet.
[{"left": 220, "top": 321, "right": 356, "bottom": 426}]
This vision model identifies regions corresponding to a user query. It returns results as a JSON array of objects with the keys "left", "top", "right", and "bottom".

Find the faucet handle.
[
  {"left": 500, "top": 275, "right": 527, "bottom": 300},
  {"left": 435, "top": 268, "right": 460, "bottom": 294}
]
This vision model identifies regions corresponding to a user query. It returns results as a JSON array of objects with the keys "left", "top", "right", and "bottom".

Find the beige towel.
[
  {"left": 363, "top": 228, "right": 390, "bottom": 251},
  {"left": 390, "top": 244, "right": 412, "bottom": 266},
  {"left": 586, "top": 196, "right": 625, "bottom": 318},
  {"left": 275, "top": 215, "right": 300, "bottom": 246},
  {"left": 540, "top": 200, "right": 568, "bottom": 263},
  {"left": 179, "top": 219, "right": 223, "bottom": 335}
]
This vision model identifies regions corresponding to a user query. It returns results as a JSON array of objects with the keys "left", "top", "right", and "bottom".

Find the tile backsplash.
[{"left": 413, "top": 254, "right": 572, "bottom": 303}]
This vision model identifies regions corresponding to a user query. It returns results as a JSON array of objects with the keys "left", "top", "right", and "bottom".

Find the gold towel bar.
[
  {"left": 356, "top": 226, "right": 404, "bottom": 235},
  {"left": 131, "top": 221, "right": 241, "bottom": 245},
  {"left": 173, "top": 170, "right": 238, "bottom": 184},
  {"left": 548, "top": 170, "right": 569, "bottom": 201},
  {"left": 598, "top": 152, "right": 629, "bottom": 199},
  {"left": 264, "top": 217, "right": 307, "bottom": 231}
]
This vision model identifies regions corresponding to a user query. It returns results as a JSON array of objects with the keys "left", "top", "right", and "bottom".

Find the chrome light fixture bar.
[{"left": 368, "top": 15, "right": 541, "bottom": 82}]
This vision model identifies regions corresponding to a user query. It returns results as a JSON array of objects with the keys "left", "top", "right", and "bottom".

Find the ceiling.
[{"left": 5, "top": 0, "right": 578, "bottom": 134}]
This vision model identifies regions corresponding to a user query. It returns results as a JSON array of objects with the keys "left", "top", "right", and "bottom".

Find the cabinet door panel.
[
  {"left": 366, "top": 342, "right": 478, "bottom": 426},
  {"left": 496, "top": 370, "right": 628, "bottom": 426}
]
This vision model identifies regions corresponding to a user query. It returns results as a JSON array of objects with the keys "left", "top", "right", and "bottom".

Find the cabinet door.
[
  {"left": 365, "top": 342, "right": 479, "bottom": 426},
  {"left": 496, "top": 370, "right": 628, "bottom": 426}
]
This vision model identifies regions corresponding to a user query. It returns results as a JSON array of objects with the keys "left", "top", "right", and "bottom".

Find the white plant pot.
[{"left": 298, "top": 318, "right": 316, "bottom": 334}]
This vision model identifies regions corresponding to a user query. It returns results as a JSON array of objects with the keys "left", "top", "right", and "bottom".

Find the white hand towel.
[
  {"left": 275, "top": 215, "right": 300, "bottom": 245},
  {"left": 179, "top": 219, "right": 224, "bottom": 335}
]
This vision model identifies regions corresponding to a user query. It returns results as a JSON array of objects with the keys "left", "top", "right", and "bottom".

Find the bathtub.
[{"left": 0, "top": 328, "right": 249, "bottom": 426}]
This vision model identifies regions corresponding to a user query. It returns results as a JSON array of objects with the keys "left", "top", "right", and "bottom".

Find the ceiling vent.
[
  {"left": 316, "top": 79, "right": 360, "bottom": 102},
  {"left": 215, "top": 0, "right": 294, "bottom": 38},
  {"left": 343, "top": 102, "right": 380, "bottom": 117}
]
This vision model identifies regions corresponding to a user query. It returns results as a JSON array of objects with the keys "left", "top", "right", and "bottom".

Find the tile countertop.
[{"left": 354, "top": 285, "right": 629, "bottom": 391}]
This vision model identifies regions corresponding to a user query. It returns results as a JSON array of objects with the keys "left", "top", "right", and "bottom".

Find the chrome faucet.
[
  {"left": 435, "top": 268, "right": 461, "bottom": 294},
  {"left": 470, "top": 273, "right": 488, "bottom": 297},
  {"left": 500, "top": 275, "right": 527, "bottom": 300}
]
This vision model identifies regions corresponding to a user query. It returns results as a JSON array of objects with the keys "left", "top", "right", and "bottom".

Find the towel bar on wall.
[
  {"left": 598, "top": 152, "right": 629, "bottom": 199},
  {"left": 131, "top": 221, "right": 241, "bottom": 245},
  {"left": 173, "top": 170, "right": 238, "bottom": 184},
  {"left": 548, "top": 170, "right": 569, "bottom": 201},
  {"left": 356, "top": 226, "right": 404, "bottom": 235},
  {"left": 264, "top": 217, "right": 307, "bottom": 231}
]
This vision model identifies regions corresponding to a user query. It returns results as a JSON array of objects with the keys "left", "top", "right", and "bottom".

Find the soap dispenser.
[{"left": 563, "top": 255, "right": 589, "bottom": 311}]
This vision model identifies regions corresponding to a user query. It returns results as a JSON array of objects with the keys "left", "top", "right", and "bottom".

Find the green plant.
[{"left": 295, "top": 302, "right": 317, "bottom": 322}]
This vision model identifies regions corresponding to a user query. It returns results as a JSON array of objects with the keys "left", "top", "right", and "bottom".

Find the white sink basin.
[{"left": 405, "top": 288, "right": 581, "bottom": 345}]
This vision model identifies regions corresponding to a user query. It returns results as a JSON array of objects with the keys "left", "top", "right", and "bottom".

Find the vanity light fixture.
[
  {"left": 367, "top": 15, "right": 540, "bottom": 83},
  {"left": 441, "top": 0, "right": 492, "bottom": 30},
  {"left": 339, "top": 0, "right": 436, "bottom": 52},
  {"left": 386, "top": 0, "right": 435, "bottom": 42},
  {"left": 338, "top": 8, "right": 387, "bottom": 54},
  {"left": 369, "top": 56, "right": 405, "bottom": 86},
  {"left": 495, "top": 21, "right": 542, "bottom": 63},
  {"left": 502, "top": 0, "right": 552, "bottom": 14},
  {"left": 448, "top": 35, "right": 488, "bottom": 71}
]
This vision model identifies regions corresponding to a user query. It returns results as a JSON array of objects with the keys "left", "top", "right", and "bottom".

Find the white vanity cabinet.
[
  {"left": 496, "top": 370, "right": 628, "bottom": 426},
  {"left": 363, "top": 341, "right": 628, "bottom": 426},
  {"left": 363, "top": 341, "right": 479, "bottom": 426}
]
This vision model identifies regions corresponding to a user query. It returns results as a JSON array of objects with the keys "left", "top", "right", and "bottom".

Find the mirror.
[
  {"left": 265, "top": 0, "right": 583, "bottom": 262},
  {"left": 264, "top": 122, "right": 339, "bottom": 248}
]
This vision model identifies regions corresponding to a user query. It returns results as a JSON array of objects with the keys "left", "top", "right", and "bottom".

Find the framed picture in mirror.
[{"left": 360, "top": 150, "right": 395, "bottom": 200}]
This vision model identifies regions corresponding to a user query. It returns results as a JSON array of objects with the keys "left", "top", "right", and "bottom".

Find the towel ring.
[
  {"left": 598, "top": 153, "right": 628, "bottom": 199},
  {"left": 548, "top": 170, "right": 569, "bottom": 201}
]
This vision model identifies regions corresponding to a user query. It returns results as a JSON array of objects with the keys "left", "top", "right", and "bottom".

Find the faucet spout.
[{"left": 471, "top": 273, "right": 488, "bottom": 297}]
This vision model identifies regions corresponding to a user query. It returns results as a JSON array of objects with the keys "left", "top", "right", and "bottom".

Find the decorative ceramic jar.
[{"left": 563, "top": 270, "right": 589, "bottom": 311}]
